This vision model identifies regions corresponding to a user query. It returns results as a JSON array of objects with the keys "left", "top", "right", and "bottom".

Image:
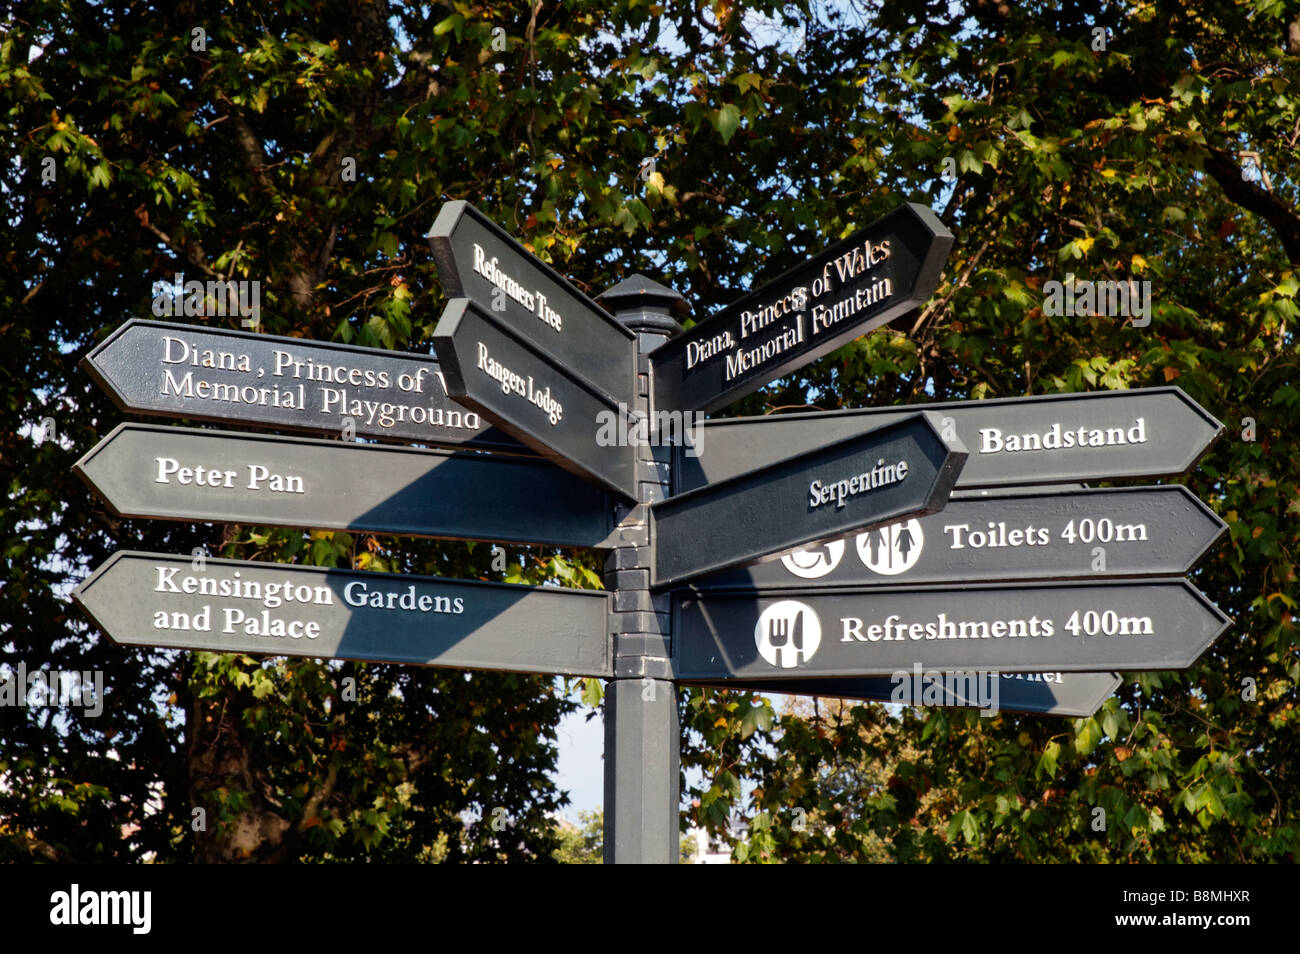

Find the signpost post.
[{"left": 72, "top": 198, "right": 1233, "bottom": 864}]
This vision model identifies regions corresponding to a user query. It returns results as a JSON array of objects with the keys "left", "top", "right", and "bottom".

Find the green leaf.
[
  {"left": 1037, "top": 741, "right": 1061, "bottom": 779},
  {"left": 433, "top": 14, "right": 464, "bottom": 37},
  {"left": 712, "top": 104, "right": 741, "bottom": 144}
]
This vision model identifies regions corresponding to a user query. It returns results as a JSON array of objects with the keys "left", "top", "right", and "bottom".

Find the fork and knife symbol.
[{"left": 767, "top": 610, "right": 805, "bottom": 668}]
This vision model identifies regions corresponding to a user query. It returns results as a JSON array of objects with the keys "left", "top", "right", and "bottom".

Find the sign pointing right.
[
  {"left": 651, "top": 413, "right": 966, "bottom": 588},
  {"left": 675, "top": 387, "right": 1224, "bottom": 493},
  {"left": 688, "top": 485, "right": 1227, "bottom": 589},
  {"left": 651, "top": 203, "right": 953, "bottom": 413},
  {"left": 674, "top": 579, "right": 1231, "bottom": 679}
]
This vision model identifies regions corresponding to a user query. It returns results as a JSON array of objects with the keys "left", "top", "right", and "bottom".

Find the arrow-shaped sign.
[
  {"left": 433, "top": 297, "right": 638, "bottom": 500},
  {"left": 651, "top": 413, "right": 966, "bottom": 587},
  {"left": 683, "top": 670, "right": 1123, "bottom": 718},
  {"left": 80, "top": 318, "right": 525, "bottom": 452},
  {"left": 675, "top": 387, "right": 1224, "bottom": 493},
  {"left": 674, "top": 579, "right": 1230, "bottom": 679},
  {"left": 688, "top": 485, "right": 1226, "bottom": 588},
  {"left": 427, "top": 200, "right": 636, "bottom": 406},
  {"left": 74, "top": 423, "right": 614, "bottom": 548},
  {"left": 73, "top": 552, "right": 612, "bottom": 677},
  {"left": 651, "top": 203, "right": 953, "bottom": 413}
]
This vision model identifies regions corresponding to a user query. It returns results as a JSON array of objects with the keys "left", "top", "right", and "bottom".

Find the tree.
[
  {"left": 552, "top": 810, "right": 603, "bottom": 864},
  {"left": 2, "top": 0, "right": 1295, "bottom": 863},
  {"left": 682, "top": 0, "right": 1300, "bottom": 863}
]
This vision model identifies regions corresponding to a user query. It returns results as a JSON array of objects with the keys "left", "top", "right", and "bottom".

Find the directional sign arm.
[
  {"left": 675, "top": 387, "right": 1225, "bottom": 493},
  {"left": 673, "top": 579, "right": 1231, "bottom": 679},
  {"left": 74, "top": 423, "right": 615, "bottom": 548},
  {"left": 74, "top": 552, "right": 613, "bottom": 677},
  {"left": 650, "top": 203, "right": 954, "bottom": 413},
  {"left": 80, "top": 318, "right": 527, "bottom": 451},
  {"left": 685, "top": 485, "right": 1228, "bottom": 589},
  {"left": 432, "top": 298, "right": 639, "bottom": 500},
  {"left": 427, "top": 201, "right": 636, "bottom": 405},
  {"left": 651, "top": 413, "right": 967, "bottom": 587}
]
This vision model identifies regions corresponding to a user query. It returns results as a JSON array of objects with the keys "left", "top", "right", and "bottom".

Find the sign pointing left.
[
  {"left": 74, "top": 552, "right": 612, "bottom": 677},
  {"left": 74, "top": 423, "right": 614, "bottom": 548},
  {"left": 80, "top": 318, "right": 525, "bottom": 452}
]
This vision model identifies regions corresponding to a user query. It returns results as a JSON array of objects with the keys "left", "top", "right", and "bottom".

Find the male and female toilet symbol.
[{"left": 780, "top": 518, "right": 925, "bottom": 580}]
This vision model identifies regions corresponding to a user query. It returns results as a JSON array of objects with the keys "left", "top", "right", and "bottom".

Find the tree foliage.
[
  {"left": 1, "top": 0, "right": 1296, "bottom": 862},
  {"left": 680, "top": 0, "right": 1300, "bottom": 863}
]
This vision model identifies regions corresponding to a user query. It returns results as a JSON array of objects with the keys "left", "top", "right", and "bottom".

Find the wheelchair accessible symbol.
[
  {"left": 856, "top": 518, "right": 924, "bottom": 575},
  {"left": 780, "top": 540, "right": 845, "bottom": 579}
]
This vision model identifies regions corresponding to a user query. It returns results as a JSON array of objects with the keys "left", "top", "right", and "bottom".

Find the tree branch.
[{"left": 1201, "top": 147, "right": 1300, "bottom": 265}]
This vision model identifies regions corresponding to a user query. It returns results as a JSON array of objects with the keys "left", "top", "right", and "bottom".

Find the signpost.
[
  {"left": 683, "top": 671, "right": 1124, "bottom": 718},
  {"left": 687, "top": 485, "right": 1226, "bottom": 589},
  {"left": 673, "top": 579, "right": 1230, "bottom": 679},
  {"left": 428, "top": 200, "right": 636, "bottom": 405},
  {"left": 74, "top": 423, "right": 614, "bottom": 548},
  {"left": 73, "top": 551, "right": 612, "bottom": 677},
  {"left": 432, "top": 297, "right": 638, "bottom": 500},
  {"left": 650, "top": 203, "right": 953, "bottom": 413},
  {"left": 651, "top": 413, "right": 967, "bottom": 587},
  {"left": 81, "top": 318, "right": 525, "bottom": 451},
  {"left": 71, "top": 196, "right": 1234, "bottom": 864},
  {"left": 674, "top": 387, "right": 1224, "bottom": 493}
]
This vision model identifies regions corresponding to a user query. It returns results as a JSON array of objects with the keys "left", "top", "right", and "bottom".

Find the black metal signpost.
[{"left": 72, "top": 199, "right": 1233, "bottom": 865}]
